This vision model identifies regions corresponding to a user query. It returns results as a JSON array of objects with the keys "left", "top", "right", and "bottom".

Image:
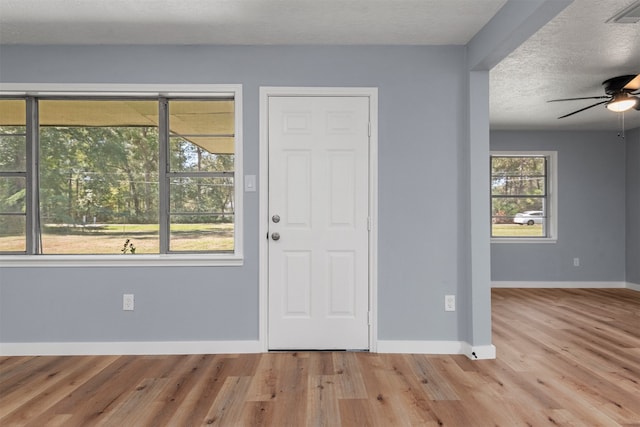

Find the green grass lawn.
[
  {"left": 0, "top": 223, "right": 234, "bottom": 253},
  {"left": 492, "top": 223, "right": 544, "bottom": 237},
  {"left": 0, "top": 222, "right": 548, "bottom": 253}
]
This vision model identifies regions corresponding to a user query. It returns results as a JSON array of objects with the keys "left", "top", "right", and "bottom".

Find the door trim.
[{"left": 259, "top": 87, "right": 378, "bottom": 352}]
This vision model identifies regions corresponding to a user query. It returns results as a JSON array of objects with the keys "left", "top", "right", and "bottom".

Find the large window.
[
  {"left": 491, "top": 152, "right": 557, "bottom": 241},
  {"left": 0, "top": 86, "right": 242, "bottom": 262}
]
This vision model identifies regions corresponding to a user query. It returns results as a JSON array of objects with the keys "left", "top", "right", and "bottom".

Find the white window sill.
[
  {"left": 0, "top": 254, "right": 244, "bottom": 267},
  {"left": 491, "top": 238, "right": 557, "bottom": 244}
]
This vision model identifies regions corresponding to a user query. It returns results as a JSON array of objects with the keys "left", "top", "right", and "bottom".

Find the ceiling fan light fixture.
[{"left": 605, "top": 92, "right": 637, "bottom": 112}]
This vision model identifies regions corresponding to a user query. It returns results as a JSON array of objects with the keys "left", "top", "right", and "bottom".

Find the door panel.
[
  {"left": 268, "top": 96, "right": 370, "bottom": 350},
  {"left": 327, "top": 251, "right": 356, "bottom": 316},
  {"left": 285, "top": 152, "right": 312, "bottom": 226},
  {"left": 328, "top": 151, "right": 357, "bottom": 226},
  {"left": 283, "top": 251, "right": 311, "bottom": 317}
]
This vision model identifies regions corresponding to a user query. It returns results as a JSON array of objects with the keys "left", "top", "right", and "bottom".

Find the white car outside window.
[{"left": 513, "top": 210, "right": 544, "bottom": 226}]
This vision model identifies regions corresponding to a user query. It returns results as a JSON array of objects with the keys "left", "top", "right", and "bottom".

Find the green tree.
[{"left": 39, "top": 126, "right": 159, "bottom": 225}]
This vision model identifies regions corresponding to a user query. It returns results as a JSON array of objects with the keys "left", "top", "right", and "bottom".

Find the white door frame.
[{"left": 259, "top": 87, "right": 378, "bottom": 352}]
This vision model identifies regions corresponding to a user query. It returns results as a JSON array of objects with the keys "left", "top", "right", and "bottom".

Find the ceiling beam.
[{"left": 467, "top": 0, "right": 573, "bottom": 71}]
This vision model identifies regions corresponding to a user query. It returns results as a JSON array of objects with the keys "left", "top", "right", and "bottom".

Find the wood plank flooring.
[{"left": 1, "top": 288, "right": 639, "bottom": 426}]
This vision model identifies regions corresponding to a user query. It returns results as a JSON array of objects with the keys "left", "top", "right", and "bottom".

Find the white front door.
[{"left": 267, "top": 96, "right": 370, "bottom": 350}]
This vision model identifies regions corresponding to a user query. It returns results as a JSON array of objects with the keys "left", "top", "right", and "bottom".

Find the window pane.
[
  {"left": 492, "top": 219, "right": 546, "bottom": 237},
  {"left": 0, "top": 177, "right": 26, "bottom": 213},
  {"left": 169, "top": 177, "right": 234, "bottom": 213},
  {"left": 491, "top": 174, "right": 546, "bottom": 196},
  {"left": 168, "top": 99, "right": 235, "bottom": 172},
  {"left": 170, "top": 137, "right": 234, "bottom": 173},
  {"left": 492, "top": 197, "right": 546, "bottom": 237},
  {"left": 0, "top": 214, "right": 26, "bottom": 252},
  {"left": 169, "top": 176, "right": 234, "bottom": 252},
  {"left": 0, "top": 132, "right": 27, "bottom": 172},
  {"left": 169, "top": 216, "right": 234, "bottom": 252},
  {"left": 0, "top": 175, "right": 27, "bottom": 252},
  {"left": 0, "top": 99, "right": 26, "bottom": 122},
  {"left": 491, "top": 156, "right": 546, "bottom": 197},
  {"left": 492, "top": 196, "right": 545, "bottom": 219},
  {"left": 39, "top": 100, "right": 160, "bottom": 254},
  {"left": 491, "top": 156, "right": 545, "bottom": 177}
]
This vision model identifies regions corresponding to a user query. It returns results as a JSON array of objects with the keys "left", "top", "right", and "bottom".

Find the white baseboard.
[
  {"left": 462, "top": 343, "right": 497, "bottom": 360},
  {"left": 2, "top": 339, "right": 496, "bottom": 360},
  {"left": 377, "top": 340, "right": 496, "bottom": 360},
  {"left": 0, "top": 340, "right": 263, "bottom": 357},
  {"left": 627, "top": 282, "right": 640, "bottom": 291},
  {"left": 491, "top": 281, "right": 628, "bottom": 289}
]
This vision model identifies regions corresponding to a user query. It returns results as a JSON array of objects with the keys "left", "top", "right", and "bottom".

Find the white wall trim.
[
  {"left": 0, "top": 340, "right": 262, "bottom": 357},
  {"left": 463, "top": 343, "right": 497, "bottom": 360},
  {"left": 1, "top": 340, "right": 501, "bottom": 359},
  {"left": 0, "top": 254, "right": 244, "bottom": 268},
  {"left": 258, "top": 87, "right": 379, "bottom": 353},
  {"left": 626, "top": 282, "right": 640, "bottom": 291},
  {"left": 492, "top": 281, "right": 628, "bottom": 288},
  {"left": 0, "top": 83, "right": 238, "bottom": 97},
  {"left": 377, "top": 340, "right": 496, "bottom": 360}
]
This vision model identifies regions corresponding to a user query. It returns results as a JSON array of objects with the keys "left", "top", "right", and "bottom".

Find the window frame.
[
  {"left": 490, "top": 151, "right": 558, "bottom": 244},
  {"left": 0, "top": 84, "right": 243, "bottom": 266}
]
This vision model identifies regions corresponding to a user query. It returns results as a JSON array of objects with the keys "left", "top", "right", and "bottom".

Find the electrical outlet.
[
  {"left": 445, "top": 295, "right": 456, "bottom": 312},
  {"left": 573, "top": 257, "right": 580, "bottom": 267},
  {"left": 123, "top": 294, "right": 134, "bottom": 311}
]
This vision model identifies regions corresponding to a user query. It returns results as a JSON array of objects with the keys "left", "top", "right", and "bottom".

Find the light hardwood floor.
[{"left": 1, "top": 288, "right": 639, "bottom": 426}]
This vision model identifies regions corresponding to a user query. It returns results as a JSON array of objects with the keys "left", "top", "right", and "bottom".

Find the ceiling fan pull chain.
[{"left": 618, "top": 112, "right": 625, "bottom": 140}]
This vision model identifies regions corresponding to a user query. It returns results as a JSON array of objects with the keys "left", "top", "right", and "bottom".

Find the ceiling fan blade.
[
  {"left": 603, "top": 74, "right": 639, "bottom": 93},
  {"left": 557, "top": 100, "right": 608, "bottom": 119},
  {"left": 548, "top": 96, "right": 609, "bottom": 102},
  {"left": 622, "top": 74, "right": 640, "bottom": 91}
]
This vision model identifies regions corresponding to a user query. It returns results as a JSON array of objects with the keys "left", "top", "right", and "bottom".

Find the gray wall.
[
  {"left": 491, "top": 130, "right": 627, "bottom": 282},
  {"left": 0, "top": 45, "right": 471, "bottom": 344},
  {"left": 627, "top": 128, "right": 640, "bottom": 285}
]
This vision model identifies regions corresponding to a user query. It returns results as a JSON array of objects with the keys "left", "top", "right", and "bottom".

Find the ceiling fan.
[{"left": 548, "top": 74, "right": 640, "bottom": 119}]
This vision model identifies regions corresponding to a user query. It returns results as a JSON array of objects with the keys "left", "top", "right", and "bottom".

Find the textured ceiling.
[
  {"left": 0, "top": 0, "right": 639, "bottom": 131},
  {"left": 490, "top": 0, "right": 640, "bottom": 131},
  {"left": 0, "top": 0, "right": 507, "bottom": 45}
]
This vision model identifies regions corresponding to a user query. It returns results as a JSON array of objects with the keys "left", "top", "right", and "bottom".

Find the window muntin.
[
  {"left": 491, "top": 154, "right": 552, "bottom": 239},
  {"left": 0, "top": 91, "right": 241, "bottom": 258},
  {"left": 0, "top": 99, "right": 27, "bottom": 253}
]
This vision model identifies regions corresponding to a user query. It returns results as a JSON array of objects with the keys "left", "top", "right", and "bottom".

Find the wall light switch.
[{"left": 244, "top": 175, "right": 256, "bottom": 192}]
